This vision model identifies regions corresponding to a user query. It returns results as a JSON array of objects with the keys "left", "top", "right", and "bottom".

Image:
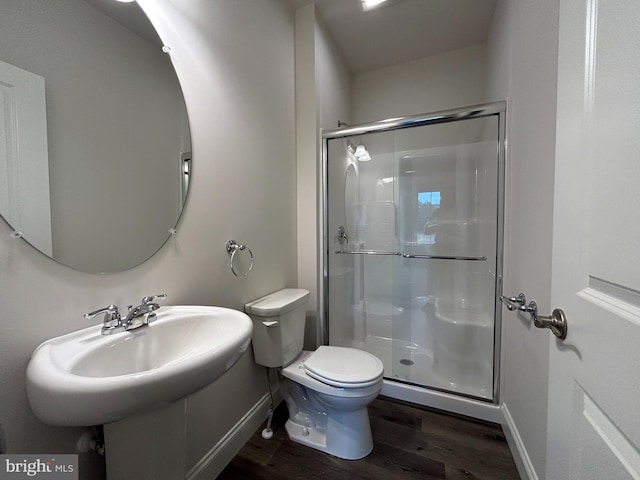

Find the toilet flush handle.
[{"left": 262, "top": 321, "right": 279, "bottom": 328}]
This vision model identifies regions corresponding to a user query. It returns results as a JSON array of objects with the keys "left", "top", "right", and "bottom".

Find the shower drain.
[{"left": 399, "top": 358, "right": 414, "bottom": 366}]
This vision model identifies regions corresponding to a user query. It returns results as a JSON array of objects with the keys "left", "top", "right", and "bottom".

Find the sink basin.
[{"left": 26, "top": 305, "right": 253, "bottom": 426}]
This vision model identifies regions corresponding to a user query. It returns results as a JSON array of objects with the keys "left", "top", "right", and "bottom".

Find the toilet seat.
[{"left": 303, "top": 346, "right": 384, "bottom": 388}]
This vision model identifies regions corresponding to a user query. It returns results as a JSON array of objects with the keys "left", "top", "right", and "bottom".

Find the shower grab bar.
[{"left": 334, "top": 250, "right": 486, "bottom": 261}]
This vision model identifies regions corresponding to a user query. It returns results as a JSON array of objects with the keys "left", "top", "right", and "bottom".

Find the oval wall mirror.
[{"left": 0, "top": 0, "right": 191, "bottom": 273}]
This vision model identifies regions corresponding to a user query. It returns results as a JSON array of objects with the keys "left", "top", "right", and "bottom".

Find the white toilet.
[{"left": 245, "top": 288, "right": 384, "bottom": 460}]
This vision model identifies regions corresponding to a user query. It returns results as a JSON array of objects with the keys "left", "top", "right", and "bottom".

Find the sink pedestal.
[
  {"left": 101, "top": 369, "right": 276, "bottom": 480},
  {"left": 104, "top": 400, "right": 186, "bottom": 480}
]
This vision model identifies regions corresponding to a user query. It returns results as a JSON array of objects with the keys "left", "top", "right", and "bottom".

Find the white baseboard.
[
  {"left": 186, "top": 388, "right": 281, "bottom": 480},
  {"left": 501, "top": 403, "right": 539, "bottom": 480}
]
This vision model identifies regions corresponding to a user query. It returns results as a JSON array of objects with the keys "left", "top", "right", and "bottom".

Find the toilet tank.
[{"left": 245, "top": 288, "right": 310, "bottom": 368}]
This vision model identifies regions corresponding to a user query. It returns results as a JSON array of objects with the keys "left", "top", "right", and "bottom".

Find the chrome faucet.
[
  {"left": 84, "top": 294, "right": 167, "bottom": 335},
  {"left": 123, "top": 294, "right": 167, "bottom": 330}
]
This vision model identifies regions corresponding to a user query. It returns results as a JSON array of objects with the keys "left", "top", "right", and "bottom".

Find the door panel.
[
  {"left": 547, "top": 0, "right": 640, "bottom": 478},
  {"left": 0, "top": 60, "right": 51, "bottom": 255}
]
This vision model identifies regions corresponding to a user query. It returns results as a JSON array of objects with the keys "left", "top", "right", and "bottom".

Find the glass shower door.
[{"left": 326, "top": 113, "right": 501, "bottom": 401}]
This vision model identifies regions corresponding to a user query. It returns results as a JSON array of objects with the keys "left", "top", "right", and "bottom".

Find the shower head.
[{"left": 347, "top": 141, "right": 372, "bottom": 162}]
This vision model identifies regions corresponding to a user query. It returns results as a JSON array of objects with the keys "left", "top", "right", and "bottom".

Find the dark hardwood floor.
[{"left": 217, "top": 396, "right": 520, "bottom": 480}]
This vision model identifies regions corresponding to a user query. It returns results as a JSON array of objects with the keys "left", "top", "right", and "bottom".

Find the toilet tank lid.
[{"left": 245, "top": 288, "right": 310, "bottom": 316}]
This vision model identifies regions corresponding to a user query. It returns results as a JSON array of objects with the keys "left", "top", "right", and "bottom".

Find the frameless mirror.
[{"left": 0, "top": 0, "right": 191, "bottom": 273}]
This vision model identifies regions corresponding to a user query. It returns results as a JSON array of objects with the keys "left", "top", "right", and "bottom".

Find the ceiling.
[
  {"left": 287, "top": 0, "right": 498, "bottom": 73},
  {"left": 87, "top": 0, "right": 497, "bottom": 74}
]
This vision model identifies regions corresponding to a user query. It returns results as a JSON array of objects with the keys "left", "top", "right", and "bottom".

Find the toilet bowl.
[
  {"left": 246, "top": 289, "right": 384, "bottom": 460},
  {"left": 281, "top": 347, "right": 383, "bottom": 459}
]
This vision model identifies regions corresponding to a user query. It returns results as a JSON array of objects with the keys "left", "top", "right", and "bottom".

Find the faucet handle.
[
  {"left": 141, "top": 294, "right": 167, "bottom": 305},
  {"left": 334, "top": 226, "right": 349, "bottom": 245},
  {"left": 84, "top": 304, "right": 120, "bottom": 322},
  {"left": 84, "top": 305, "right": 123, "bottom": 334}
]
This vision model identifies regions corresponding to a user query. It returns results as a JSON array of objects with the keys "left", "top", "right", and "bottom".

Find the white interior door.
[
  {"left": 546, "top": 0, "right": 640, "bottom": 478},
  {"left": 0, "top": 60, "right": 51, "bottom": 255}
]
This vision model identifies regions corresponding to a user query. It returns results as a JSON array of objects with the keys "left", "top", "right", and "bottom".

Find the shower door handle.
[
  {"left": 335, "top": 250, "right": 486, "bottom": 261},
  {"left": 335, "top": 250, "right": 400, "bottom": 256},
  {"left": 403, "top": 253, "right": 487, "bottom": 261}
]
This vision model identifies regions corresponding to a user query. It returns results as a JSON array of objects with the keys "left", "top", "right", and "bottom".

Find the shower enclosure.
[{"left": 322, "top": 102, "right": 505, "bottom": 408}]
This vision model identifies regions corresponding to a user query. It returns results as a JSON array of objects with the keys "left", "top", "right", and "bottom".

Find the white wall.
[
  {"left": 315, "top": 14, "right": 352, "bottom": 131},
  {"left": 352, "top": 44, "right": 487, "bottom": 124},
  {"left": 295, "top": 4, "right": 352, "bottom": 347},
  {"left": 0, "top": 0, "right": 295, "bottom": 478},
  {"left": 485, "top": 1, "right": 560, "bottom": 478}
]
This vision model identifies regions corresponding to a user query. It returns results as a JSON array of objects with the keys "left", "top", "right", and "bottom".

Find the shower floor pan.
[{"left": 348, "top": 335, "right": 493, "bottom": 401}]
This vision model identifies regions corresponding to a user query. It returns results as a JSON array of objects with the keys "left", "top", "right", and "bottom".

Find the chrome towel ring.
[{"left": 226, "top": 240, "right": 254, "bottom": 278}]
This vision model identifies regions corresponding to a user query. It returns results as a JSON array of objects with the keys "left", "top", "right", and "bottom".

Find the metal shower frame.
[{"left": 318, "top": 101, "right": 507, "bottom": 404}]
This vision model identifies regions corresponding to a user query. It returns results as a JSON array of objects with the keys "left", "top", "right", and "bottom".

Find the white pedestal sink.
[{"left": 26, "top": 305, "right": 253, "bottom": 426}]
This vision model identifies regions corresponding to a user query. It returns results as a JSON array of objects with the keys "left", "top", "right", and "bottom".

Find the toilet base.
[{"left": 284, "top": 406, "right": 374, "bottom": 460}]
